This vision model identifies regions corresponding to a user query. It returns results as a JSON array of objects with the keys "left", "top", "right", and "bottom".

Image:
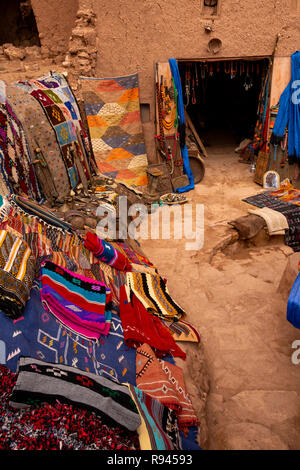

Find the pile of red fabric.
[{"left": 119, "top": 286, "right": 186, "bottom": 360}]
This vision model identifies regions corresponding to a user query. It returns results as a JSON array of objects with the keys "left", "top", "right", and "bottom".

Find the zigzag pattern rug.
[{"left": 80, "top": 73, "right": 148, "bottom": 189}]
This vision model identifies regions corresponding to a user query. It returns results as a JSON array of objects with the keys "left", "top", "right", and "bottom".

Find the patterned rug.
[
  {"left": 15, "top": 73, "right": 96, "bottom": 190},
  {"left": 0, "top": 282, "right": 136, "bottom": 385},
  {"left": 0, "top": 81, "right": 41, "bottom": 200},
  {"left": 80, "top": 73, "right": 148, "bottom": 189}
]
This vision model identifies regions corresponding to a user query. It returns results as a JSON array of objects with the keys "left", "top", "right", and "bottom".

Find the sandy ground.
[{"left": 140, "top": 136, "right": 300, "bottom": 450}]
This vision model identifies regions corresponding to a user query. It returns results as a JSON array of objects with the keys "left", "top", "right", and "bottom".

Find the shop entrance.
[{"left": 178, "top": 58, "right": 270, "bottom": 152}]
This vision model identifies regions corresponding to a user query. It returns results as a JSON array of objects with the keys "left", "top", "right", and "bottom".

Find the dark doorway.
[
  {"left": 0, "top": 0, "right": 40, "bottom": 47},
  {"left": 178, "top": 58, "right": 270, "bottom": 150}
]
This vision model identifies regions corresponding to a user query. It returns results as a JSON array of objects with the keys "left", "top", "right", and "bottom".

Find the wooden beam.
[{"left": 185, "top": 109, "right": 208, "bottom": 158}]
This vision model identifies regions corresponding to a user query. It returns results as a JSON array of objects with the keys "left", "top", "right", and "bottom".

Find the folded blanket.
[
  {"left": 40, "top": 260, "right": 112, "bottom": 340},
  {"left": 0, "top": 230, "right": 36, "bottom": 318},
  {"left": 119, "top": 285, "right": 186, "bottom": 359},
  {"left": 248, "top": 207, "right": 289, "bottom": 236},
  {"left": 126, "top": 272, "right": 185, "bottom": 321},
  {"left": 10, "top": 357, "right": 141, "bottom": 432},
  {"left": 84, "top": 232, "right": 132, "bottom": 272}
]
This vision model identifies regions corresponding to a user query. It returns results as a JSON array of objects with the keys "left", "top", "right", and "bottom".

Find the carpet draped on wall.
[{"left": 80, "top": 73, "right": 148, "bottom": 189}]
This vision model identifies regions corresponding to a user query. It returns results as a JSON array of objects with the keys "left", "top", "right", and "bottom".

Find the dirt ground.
[{"left": 140, "top": 135, "right": 300, "bottom": 450}]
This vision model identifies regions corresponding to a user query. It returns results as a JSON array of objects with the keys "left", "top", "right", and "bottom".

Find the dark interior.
[
  {"left": 178, "top": 58, "right": 270, "bottom": 148},
  {"left": 0, "top": 0, "right": 40, "bottom": 47}
]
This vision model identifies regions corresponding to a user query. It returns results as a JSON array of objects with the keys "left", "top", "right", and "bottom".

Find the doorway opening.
[
  {"left": 178, "top": 58, "right": 270, "bottom": 154},
  {"left": 0, "top": 0, "right": 40, "bottom": 48}
]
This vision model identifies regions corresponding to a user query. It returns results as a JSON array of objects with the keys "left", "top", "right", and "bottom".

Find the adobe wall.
[
  {"left": 90, "top": 0, "right": 300, "bottom": 163},
  {"left": 31, "top": 0, "right": 79, "bottom": 60}
]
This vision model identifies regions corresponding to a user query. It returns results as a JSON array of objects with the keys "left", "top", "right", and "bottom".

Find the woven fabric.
[
  {"left": 0, "top": 282, "right": 136, "bottom": 385},
  {"left": 162, "top": 319, "right": 201, "bottom": 343},
  {"left": 111, "top": 240, "right": 155, "bottom": 269},
  {"left": 40, "top": 260, "right": 112, "bottom": 340},
  {"left": 80, "top": 73, "right": 148, "bottom": 188},
  {"left": 16, "top": 73, "right": 95, "bottom": 189},
  {"left": 126, "top": 272, "right": 185, "bottom": 321},
  {"left": 136, "top": 344, "right": 198, "bottom": 430},
  {"left": 0, "top": 81, "right": 41, "bottom": 200},
  {"left": 128, "top": 383, "right": 182, "bottom": 450},
  {"left": 0, "top": 365, "right": 140, "bottom": 450},
  {"left": 248, "top": 206, "right": 289, "bottom": 235},
  {"left": 10, "top": 195, "right": 72, "bottom": 231},
  {"left": 6, "top": 83, "right": 70, "bottom": 199},
  {"left": 84, "top": 231, "right": 132, "bottom": 272},
  {"left": 243, "top": 189, "right": 300, "bottom": 251},
  {"left": 10, "top": 357, "right": 141, "bottom": 432},
  {"left": 119, "top": 285, "right": 186, "bottom": 359},
  {"left": 0, "top": 230, "right": 36, "bottom": 319}
]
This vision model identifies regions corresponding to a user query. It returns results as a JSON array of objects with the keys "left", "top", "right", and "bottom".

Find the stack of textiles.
[
  {"left": 5, "top": 82, "right": 70, "bottom": 201},
  {"left": 0, "top": 81, "right": 42, "bottom": 200},
  {"left": 40, "top": 260, "right": 113, "bottom": 341},
  {"left": 15, "top": 72, "right": 96, "bottom": 190},
  {"left": 135, "top": 344, "right": 199, "bottom": 432},
  {"left": 243, "top": 187, "right": 300, "bottom": 252},
  {"left": 119, "top": 285, "right": 186, "bottom": 359},
  {"left": 126, "top": 271, "right": 185, "bottom": 321},
  {"left": 0, "top": 230, "right": 36, "bottom": 319},
  {"left": 0, "top": 364, "right": 140, "bottom": 450}
]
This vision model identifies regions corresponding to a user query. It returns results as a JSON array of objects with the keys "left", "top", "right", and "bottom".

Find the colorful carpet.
[
  {"left": 0, "top": 81, "right": 41, "bottom": 200},
  {"left": 80, "top": 73, "right": 148, "bottom": 189},
  {"left": 0, "top": 281, "right": 136, "bottom": 385},
  {"left": 16, "top": 73, "right": 95, "bottom": 190}
]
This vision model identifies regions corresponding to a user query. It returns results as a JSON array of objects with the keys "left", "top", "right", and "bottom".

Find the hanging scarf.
[
  {"left": 168, "top": 59, "right": 195, "bottom": 193},
  {"left": 271, "top": 51, "right": 300, "bottom": 164}
]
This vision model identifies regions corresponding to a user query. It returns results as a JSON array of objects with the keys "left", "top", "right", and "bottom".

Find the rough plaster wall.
[
  {"left": 94, "top": 0, "right": 300, "bottom": 163},
  {"left": 31, "top": 0, "right": 79, "bottom": 59}
]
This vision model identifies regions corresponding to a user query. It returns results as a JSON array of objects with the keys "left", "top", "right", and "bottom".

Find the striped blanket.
[
  {"left": 40, "top": 260, "right": 112, "bottom": 341},
  {"left": 0, "top": 230, "right": 36, "bottom": 318}
]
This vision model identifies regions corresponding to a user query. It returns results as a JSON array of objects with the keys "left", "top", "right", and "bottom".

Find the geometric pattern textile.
[
  {"left": 80, "top": 73, "right": 148, "bottom": 188},
  {"left": 15, "top": 73, "right": 95, "bottom": 190}
]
